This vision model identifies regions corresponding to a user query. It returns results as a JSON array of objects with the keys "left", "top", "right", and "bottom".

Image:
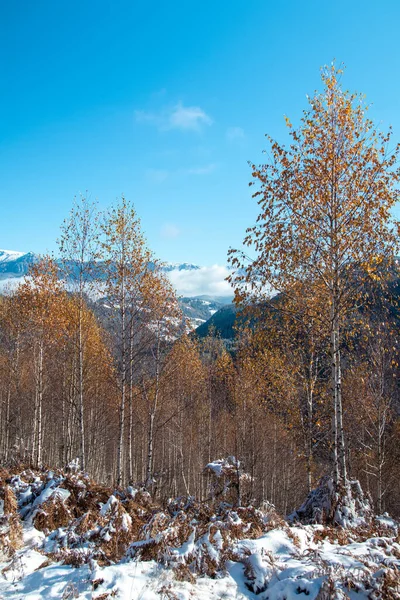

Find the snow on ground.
[
  {"left": 0, "top": 468, "right": 399, "bottom": 599},
  {"left": 2, "top": 525, "right": 399, "bottom": 599}
]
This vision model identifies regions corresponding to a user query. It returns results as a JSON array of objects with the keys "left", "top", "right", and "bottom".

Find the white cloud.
[
  {"left": 161, "top": 223, "right": 180, "bottom": 239},
  {"left": 135, "top": 102, "right": 212, "bottom": 132},
  {"left": 167, "top": 265, "right": 233, "bottom": 297},
  {"left": 226, "top": 126, "right": 245, "bottom": 141},
  {"left": 168, "top": 103, "right": 212, "bottom": 131},
  {"left": 0, "top": 266, "right": 234, "bottom": 300}
]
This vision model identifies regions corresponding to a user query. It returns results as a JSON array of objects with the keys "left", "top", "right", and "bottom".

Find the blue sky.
[{"left": 1, "top": 0, "right": 400, "bottom": 268}]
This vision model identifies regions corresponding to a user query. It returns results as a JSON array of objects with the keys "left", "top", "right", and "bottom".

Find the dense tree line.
[{"left": 0, "top": 249, "right": 309, "bottom": 511}]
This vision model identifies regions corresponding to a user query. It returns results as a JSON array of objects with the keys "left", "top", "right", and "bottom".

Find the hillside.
[
  {"left": 0, "top": 465, "right": 399, "bottom": 599},
  {"left": 194, "top": 265, "right": 400, "bottom": 342},
  {"left": 194, "top": 303, "right": 239, "bottom": 339}
]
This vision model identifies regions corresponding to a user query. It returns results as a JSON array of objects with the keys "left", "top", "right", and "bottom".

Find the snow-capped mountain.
[
  {"left": 0, "top": 249, "right": 25, "bottom": 262},
  {"left": 0, "top": 250, "right": 232, "bottom": 328},
  {"left": 162, "top": 262, "right": 201, "bottom": 272},
  {"left": 0, "top": 250, "right": 201, "bottom": 280},
  {"left": 0, "top": 249, "right": 37, "bottom": 278}
]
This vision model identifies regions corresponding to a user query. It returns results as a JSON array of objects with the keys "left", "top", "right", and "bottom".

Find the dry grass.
[
  {"left": 74, "top": 510, "right": 99, "bottom": 535},
  {"left": 314, "top": 577, "right": 339, "bottom": 599},
  {"left": 99, "top": 503, "right": 134, "bottom": 562},
  {"left": 379, "top": 568, "right": 400, "bottom": 599},
  {"left": 173, "top": 563, "right": 196, "bottom": 584},
  {"left": 313, "top": 518, "right": 399, "bottom": 547},
  {"left": 0, "top": 485, "right": 23, "bottom": 558},
  {"left": 128, "top": 497, "right": 293, "bottom": 577},
  {"left": 34, "top": 496, "right": 72, "bottom": 533},
  {"left": 313, "top": 526, "right": 352, "bottom": 546}
]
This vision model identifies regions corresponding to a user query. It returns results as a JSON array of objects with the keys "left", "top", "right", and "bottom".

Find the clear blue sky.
[{"left": 1, "top": 0, "right": 399, "bottom": 266}]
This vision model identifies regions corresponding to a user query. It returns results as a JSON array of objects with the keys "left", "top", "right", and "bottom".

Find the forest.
[
  {"left": 1, "top": 64, "right": 400, "bottom": 599},
  {"left": 0, "top": 66, "right": 399, "bottom": 524}
]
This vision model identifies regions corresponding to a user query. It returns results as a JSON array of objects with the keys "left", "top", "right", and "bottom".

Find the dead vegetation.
[
  {"left": 312, "top": 518, "right": 399, "bottom": 547},
  {"left": 0, "top": 464, "right": 399, "bottom": 598},
  {"left": 34, "top": 494, "right": 72, "bottom": 533},
  {"left": 125, "top": 494, "right": 296, "bottom": 578},
  {"left": 0, "top": 480, "right": 23, "bottom": 560}
]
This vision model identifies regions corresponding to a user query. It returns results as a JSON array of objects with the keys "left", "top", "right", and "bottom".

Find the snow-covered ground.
[{"left": 0, "top": 468, "right": 399, "bottom": 599}]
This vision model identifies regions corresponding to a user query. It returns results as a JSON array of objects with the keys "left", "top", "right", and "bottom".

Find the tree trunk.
[
  {"left": 306, "top": 379, "right": 313, "bottom": 493},
  {"left": 116, "top": 258, "right": 127, "bottom": 487},
  {"left": 128, "top": 332, "right": 134, "bottom": 483},
  {"left": 336, "top": 342, "right": 347, "bottom": 483},
  {"left": 37, "top": 341, "right": 44, "bottom": 467},
  {"left": 146, "top": 410, "right": 155, "bottom": 488},
  {"left": 146, "top": 333, "right": 161, "bottom": 490},
  {"left": 78, "top": 296, "right": 86, "bottom": 471},
  {"left": 331, "top": 306, "right": 340, "bottom": 485}
]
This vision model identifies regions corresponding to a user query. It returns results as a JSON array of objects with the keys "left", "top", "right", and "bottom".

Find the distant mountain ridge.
[
  {"left": 0, "top": 249, "right": 201, "bottom": 280},
  {"left": 0, "top": 249, "right": 232, "bottom": 330},
  {"left": 0, "top": 249, "right": 37, "bottom": 278}
]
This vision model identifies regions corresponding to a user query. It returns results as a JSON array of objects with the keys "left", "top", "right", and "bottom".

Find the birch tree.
[
  {"left": 228, "top": 64, "right": 400, "bottom": 487},
  {"left": 346, "top": 321, "right": 399, "bottom": 512},
  {"left": 101, "top": 196, "right": 161, "bottom": 486},
  {"left": 0, "top": 295, "right": 23, "bottom": 460},
  {"left": 141, "top": 267, "right": 182, "bottom": 491},
  {"left": 15, "top": 256, "right": 66, "bottom": 466},
  {"left": 59, "top": 195, "right": 100, "bottom": 471}
]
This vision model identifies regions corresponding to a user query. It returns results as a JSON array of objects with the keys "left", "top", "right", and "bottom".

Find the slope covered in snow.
[
  {"left": 0, "top": 466, "right": 399, "bottom": 599},
  {"left": 0, "top": 250, "right": 36, "bottom": 280},
  {"left": 0, "top": 249, "right": 26, "bottom": 262}
]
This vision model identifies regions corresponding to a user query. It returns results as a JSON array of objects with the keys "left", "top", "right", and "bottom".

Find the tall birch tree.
[
  {"left": 59, "top": 195, "right": 100, "bottom": 471},
  {"left": 101, "top": 196, "right": 158, "bottom": 486},
  {"left": 15, "top": 256, "right": 66, "bottom": 466},
  {"left": 228, "top": 64, "right": 400, "bottom": 487}
]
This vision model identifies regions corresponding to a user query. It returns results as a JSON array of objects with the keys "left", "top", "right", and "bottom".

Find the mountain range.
[
  {"left": 0, "top": 249, "right": 202, "bottom": 280},
  {"left": 0, "top": 249, "right": 232, "bottom": 330}
]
